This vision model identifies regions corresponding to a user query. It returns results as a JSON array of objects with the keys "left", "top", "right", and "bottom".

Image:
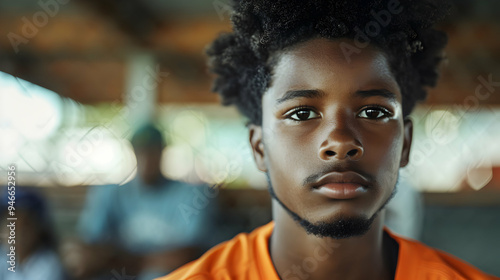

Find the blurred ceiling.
[{"left": 0, "top": 0, "right": 498, "bottom": 105}]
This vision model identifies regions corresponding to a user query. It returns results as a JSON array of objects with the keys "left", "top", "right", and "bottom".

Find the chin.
[{"left": 298, "top": 213, "right": 377, "bottom": 239}]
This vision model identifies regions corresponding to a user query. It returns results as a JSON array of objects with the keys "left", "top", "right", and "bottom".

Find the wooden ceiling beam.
[{"left": 74, "top": 0, "right": 162, "bottom": 47}]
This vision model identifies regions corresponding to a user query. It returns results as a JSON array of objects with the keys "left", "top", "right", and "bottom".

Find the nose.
[{"left": 319, "top": 125, "right": 364, "bottom": 161}]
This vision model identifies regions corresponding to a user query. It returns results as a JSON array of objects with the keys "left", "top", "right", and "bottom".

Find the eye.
[
  {"left": 287, "top": 108, "right": 320, "bottom": 121},
  {"left": 358, "top": 107, "right": 392, "bottom": 120}
]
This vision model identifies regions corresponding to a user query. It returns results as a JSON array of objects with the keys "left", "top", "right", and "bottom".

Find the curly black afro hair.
[{"left": 207, "top": 0, "right": 449, "bottom": 125}]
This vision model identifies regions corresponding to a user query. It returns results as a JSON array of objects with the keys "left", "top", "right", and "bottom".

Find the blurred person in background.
[
  {"left": 64, "top": 123, "right": 219, "bottom": 280},
  {"left": 0, "top": 187, "right": 68, "bottom": 280}
]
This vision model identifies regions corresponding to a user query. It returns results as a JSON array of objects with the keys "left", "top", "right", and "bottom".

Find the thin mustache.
[{"left": 302, "top": 164, "right": 374, "bottom": 187}]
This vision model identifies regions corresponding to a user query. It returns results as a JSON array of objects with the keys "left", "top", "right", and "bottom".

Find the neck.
[
  {"left": 140, "top": 172, "right": 163, "bottom": 186},
  {"left": 270, "top": 201, "right": 393, "bottom": 280}
]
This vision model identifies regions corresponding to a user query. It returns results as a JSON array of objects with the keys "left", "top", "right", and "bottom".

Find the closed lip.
[
  {"left": 311, "top": 171, "right": 371, "bottom": 199},
  {"left": 311, "top": 171, "right": 371, "bottom": 189}
]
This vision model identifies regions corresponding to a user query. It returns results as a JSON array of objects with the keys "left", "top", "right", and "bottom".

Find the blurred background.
[{"left": 0, "top": 0, "right": 499, "bottom": 278}]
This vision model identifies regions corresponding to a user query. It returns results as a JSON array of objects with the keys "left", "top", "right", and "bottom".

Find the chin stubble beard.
[{"left": 266, "top": 172, "right": 398, "bottom": 239}]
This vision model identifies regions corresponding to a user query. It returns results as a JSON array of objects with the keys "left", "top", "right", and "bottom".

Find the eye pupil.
[
  {"left": 296, "top": 110, "right": 311, "bottom": 120},
  {"left": 366, "top": 109, "right": 380, "bottom": 118}
]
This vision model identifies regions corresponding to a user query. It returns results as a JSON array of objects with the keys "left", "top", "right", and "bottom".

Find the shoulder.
[
  {"left": 165, "top": 179, "right": 214, "bottom": 190},
  {"left": 156, "top": 222, "right": 276, "bottom": 280},
  {"left": 388, "top": 230, "right": 499, "bottom": 280},
  {"left": 157, "top": 232, "right": 253, "bottom": 280},
  {"left": 86, "top": 183, "right": 121, "bottom": 197},
  {"left": 165, "top": 180, "right": 219, "bottom": 203}
]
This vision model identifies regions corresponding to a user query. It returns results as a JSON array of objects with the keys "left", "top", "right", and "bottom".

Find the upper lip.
[{"left": 312, "top": 171, "right": 371, "bottom": 189}]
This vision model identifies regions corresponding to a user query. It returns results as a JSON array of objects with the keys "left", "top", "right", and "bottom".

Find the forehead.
[{"left": 267, "top": 38, "right": 401, "bottom": 101}]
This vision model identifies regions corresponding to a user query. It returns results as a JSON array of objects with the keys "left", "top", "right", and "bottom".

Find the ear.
[
  {"left": 400, "top": 118, "right": 413, "bottom": 167},
  {"left": 248, "top": 124, "right": 267, "bottom": 172}
]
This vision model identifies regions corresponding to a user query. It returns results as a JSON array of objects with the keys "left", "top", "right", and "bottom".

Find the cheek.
[
  {"left": 263, "top": 124, "right": 332, "bottom": 213},
  {"left": 263, "top": 124, "right": 316, "bottom": 199},
  {"left": 363, "top": 125, "right": 403, "bottom": 186},
  {"left": 265, "top": 123, "right": 317, "bottom": 168}
]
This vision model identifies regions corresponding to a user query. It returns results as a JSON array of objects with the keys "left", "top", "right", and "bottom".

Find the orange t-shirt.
[{"left": 156, "top": 222, "right": 498, "bottom": 280}]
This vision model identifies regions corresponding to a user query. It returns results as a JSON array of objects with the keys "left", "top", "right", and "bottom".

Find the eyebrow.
[
  {"left": 275, "top": 88, "right": 397, "bottom": 105},
  {"left": 355, "top": 89, "right": 397, "bottom": 102},
  {"left": 275, "top": 90, "right": 325, "bottom": 105}
]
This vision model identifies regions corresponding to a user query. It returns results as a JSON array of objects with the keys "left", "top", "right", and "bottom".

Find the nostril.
[
  {"left": 347, "top": 149, "right": 358, "bottom": 157},
  {"left": 325, "top": 150, "right": 335, "bottom": 156}
]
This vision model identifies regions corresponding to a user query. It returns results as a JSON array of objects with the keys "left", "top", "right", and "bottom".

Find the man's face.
[
  {"left": 135, "top": 145, "right": 163, "bottom": 185},
  {"left": 249, "top": 38, "right": 412, "bottom": 237}
]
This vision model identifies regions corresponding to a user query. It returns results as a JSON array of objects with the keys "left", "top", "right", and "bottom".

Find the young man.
[{"left": 158, "top": 0, "right": 498, "bottom": 279}]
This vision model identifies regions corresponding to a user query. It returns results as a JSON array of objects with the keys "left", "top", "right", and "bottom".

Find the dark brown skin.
[{"left": 249, "top": 38, "right": 413, "bottom": 280}]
